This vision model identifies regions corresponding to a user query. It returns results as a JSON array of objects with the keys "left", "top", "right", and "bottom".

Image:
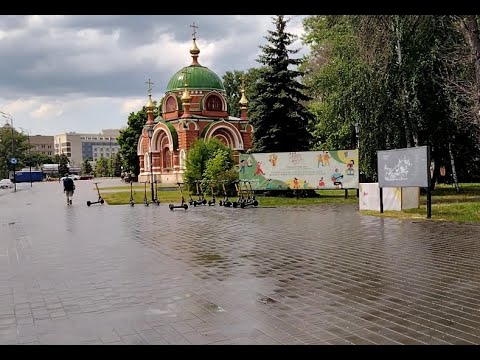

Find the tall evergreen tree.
[{"left": 249, "top": 15, "right": 313, "bottom": 152}]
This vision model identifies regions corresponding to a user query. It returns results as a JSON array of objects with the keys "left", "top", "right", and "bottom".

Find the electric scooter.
[
  {"left": 143, "top": 182, "right": 149, "bottom": 206},
  {"left": 87, "top": 182, "right": 105, "bottom": 207},
  {"left": 129, "top": 181, "right": 135, "bottom": 207},
  {"left": 240, "top": 180, "right": 259, "bottom": 208},
  {"left": 169, "top": 182, "right": 189, "bottom": 210},
  {"left": 218, "top": 180, "right": 232, "bottom": 207},
  {"left": 152, "top": 180, "right": 160, "bottom": 206},
  {"left": 188, "top": 180, "right": 207, "bottom": 207},
  {"left": 232, "top": 181, "right": 245, "bottom": 208},
  {"left": 207, "top": 181, "right": 216, "bottom": 206}
]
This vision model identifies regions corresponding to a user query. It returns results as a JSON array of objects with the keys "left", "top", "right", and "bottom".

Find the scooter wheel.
[
  {"left": 241, "top": 202, "right": 246, "bottom": 209},
  {"left": 219, "top": 201, "right": 223, "bottom": 206},
  {"left": 202, "top": 199, "right": 207, "bottom": 205},
  {"left": 233, "top": 202, "right": 238, "bottom": 208},
  {"left": 169, "top": 204, "right": 174, "bottom": 210},
  {"left": 193, "top": 202, "right": 197, "bottom": 207},
  {"left": 183, "top": 204, "right": 188, "bottom": 210},
  {"left": 254, "top": 200, "right": 259, "bottom": 206},
  {"left": 130, "top": 202, "right": 134, "bottom": 207},
  {"left": 100, "top": 199, "right": 105, "bottom": 204},
  {"left": 87, "top": 201, "right": 91, "bottom": 207}
]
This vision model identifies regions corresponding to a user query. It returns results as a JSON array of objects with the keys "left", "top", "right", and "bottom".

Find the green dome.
[{"left": 166, "top": 65, "right": 225, "bottom": 92}]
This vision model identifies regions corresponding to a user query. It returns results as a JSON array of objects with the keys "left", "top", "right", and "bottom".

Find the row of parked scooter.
[
  {"left": 128, "top": 179, "right": 259, "bottom": 210},
  {"left": 168, "top": 180, "right": 259, "bottom": 211}
]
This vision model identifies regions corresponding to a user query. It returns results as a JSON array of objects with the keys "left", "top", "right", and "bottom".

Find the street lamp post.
[
  {"left": 146, "top": 126, "right": 155, "bottom": 203},
  {"left": 1, "top": 111, "right": 16, "bottom": 192},
  {"left": 20, "top": 127, "right": 32, "bottom": 187}
]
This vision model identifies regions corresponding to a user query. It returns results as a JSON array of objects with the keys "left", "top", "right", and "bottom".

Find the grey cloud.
[{"left": 0, "top": 15, "right": 307, "bottom": 100}]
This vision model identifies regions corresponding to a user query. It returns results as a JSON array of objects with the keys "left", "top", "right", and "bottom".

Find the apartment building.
[
  {"left": 29, "top": 135, "right": 54, "bottom": 156},
  {"left": 54, "top": 129, "right": 122, "bottom": 166}
]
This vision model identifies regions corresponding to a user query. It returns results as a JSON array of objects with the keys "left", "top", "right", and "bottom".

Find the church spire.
[
  {"left": 189, "top": 22, "right": 200, "bottom": 66},
  {"left": 145, "top": 78, "right": 155, "bottom": 125},
  {"left": 239, "top": 74, "right": 248, "bottom": 120}
]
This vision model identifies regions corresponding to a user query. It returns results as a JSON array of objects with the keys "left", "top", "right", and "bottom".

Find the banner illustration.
[{"left": 239, "top": 150, "right": 359, "bottom": 190}]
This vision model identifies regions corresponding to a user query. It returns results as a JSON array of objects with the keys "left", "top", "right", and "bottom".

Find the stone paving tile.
[{"left": 2, "top": 181, "right": 480, "bottom": 344}]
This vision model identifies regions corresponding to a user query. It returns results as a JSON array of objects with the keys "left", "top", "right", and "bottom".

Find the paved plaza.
[{"left": 1, "top": 179, "right": 480, "bottom": 345}]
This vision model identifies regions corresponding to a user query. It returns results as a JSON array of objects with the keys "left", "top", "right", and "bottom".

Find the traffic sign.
[{"left": 10, "top": 157, "right": 17, "bottom": 165}]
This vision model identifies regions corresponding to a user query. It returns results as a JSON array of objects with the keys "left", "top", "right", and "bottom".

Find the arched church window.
[
  {"left": 206, "top": 95, "right": 223, "bottom": 111},
  {"left": 166, "top": 97, "right": 177, "bottom": 112},
  {"left": 163, "top": 148, "right": 171, "bottom": 169}
]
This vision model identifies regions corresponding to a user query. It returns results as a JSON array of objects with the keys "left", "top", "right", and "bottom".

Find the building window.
[
  {"left": 206, "top": 95, "right": 223, "bottom": 111},
  {"left": 166, "top": 96, "right": 177, "bottom": 112},
  {"left": 163, "top": 148, "right": 171, "bottom": 168}
]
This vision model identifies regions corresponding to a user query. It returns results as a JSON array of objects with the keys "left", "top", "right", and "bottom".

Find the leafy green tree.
[
  {"left": 58, "top": 154, "right": 69, "bottom": 176},
  {"left": 223, "top": 70, "right": 243, "bottom": 118},
  {"left": 302, "top": 15, "right": 480, "bottom": 184},
  {"left": 114, "top": 152, "right": 122, "bottom": 177},
  {"left": 95, "top": 156, "right": 108, "bottom": 177},
  {"left": 223, "top": 68, "right": 264, "bottom": 118},
  {"left": 249, "top": 15, "right": 313, "bottom": 152},
  {"left": 0, "top": 125, "right": 30, "bottom": 178},
  {"left": 202, "top": 149, "right": 238, "bottom": 195},
  {"left": 81, "top": 159, "right": 93, "bottom": 175},
  {"left": 117, "top": 101, "right": 160, "bottom": 176},
  {"left": 184, "top": 138, "right": 234, "bottom": 192}
]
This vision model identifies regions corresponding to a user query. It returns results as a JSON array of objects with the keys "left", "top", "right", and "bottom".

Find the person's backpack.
[{"left": 63, "top": 177, "right": 74, "bottom": 191}]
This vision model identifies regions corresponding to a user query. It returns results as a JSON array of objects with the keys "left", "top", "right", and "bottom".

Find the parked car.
[
  {"left": 60, "top": 174, "right": 80, "bottom": 181},
  {"left": 0, "top": 179, "right": 14, "bottom": 189}
]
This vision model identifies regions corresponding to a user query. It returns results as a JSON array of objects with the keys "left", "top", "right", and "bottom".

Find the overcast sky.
[{"left": 0, "top": 15, "right": 307, "bottom": 136}]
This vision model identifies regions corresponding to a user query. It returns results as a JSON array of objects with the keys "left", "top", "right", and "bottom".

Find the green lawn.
[
  {"left": 100, "top": 183, "right": 480, "bottom": 224},
  {"left": 101, "top": 188, "right": 358, "bottom": 206},
  {"left": 362, "top": 183, "right": 480, "bottom": 223},
  {"left": 98, "top": 184, "right": 176, "bottom": 191}
]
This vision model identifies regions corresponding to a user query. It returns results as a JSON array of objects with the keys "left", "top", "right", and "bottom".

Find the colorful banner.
[{"left": 239, "top": 150, "right": 359, "bottom": 190}]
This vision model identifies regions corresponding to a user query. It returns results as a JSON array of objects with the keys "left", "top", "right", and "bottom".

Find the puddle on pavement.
[{"left": 205, "top": 302, "right": 225, "bottom": 312}]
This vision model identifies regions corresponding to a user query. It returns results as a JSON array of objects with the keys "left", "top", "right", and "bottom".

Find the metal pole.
[
  {"left": 150, "top": 150, "right": 154, "bottom": 202},
  {"left": 426, "top": 187, "right": 432, "bottom": 219},
  {"left": 28, "top": 130, "right": 32, "bottom": 187}
]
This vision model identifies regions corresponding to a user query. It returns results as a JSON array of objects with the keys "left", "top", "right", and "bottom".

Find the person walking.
[{"left": 63, "top": 174, "right": 75, "bottom": 205}]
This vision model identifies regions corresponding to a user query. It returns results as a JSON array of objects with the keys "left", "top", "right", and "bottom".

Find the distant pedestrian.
[{"left": 63, "top": 174, "right": 75, "bottom": 205}]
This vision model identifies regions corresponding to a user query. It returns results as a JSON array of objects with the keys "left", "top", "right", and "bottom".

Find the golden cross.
[
  {"left": 181, "top": 68, "right": 189, "bottom": 87},
  {"left": 241, "top": 74, "right": 246, "bottom": 91},
  {"left": 145, "top": 78, "right": 154, "bottom": 95},
  {"left": 190, "top": 22, "right": 198, "bottom": 39}
]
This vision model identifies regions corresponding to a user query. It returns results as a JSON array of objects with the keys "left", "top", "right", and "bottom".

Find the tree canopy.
[{"left": 249, "top": 15, "right": 313, "bottom": 152}]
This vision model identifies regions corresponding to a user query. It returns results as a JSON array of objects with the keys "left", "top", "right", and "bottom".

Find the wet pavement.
[{"left": 1, "top": 179, "right": 480, "bottom": 345}]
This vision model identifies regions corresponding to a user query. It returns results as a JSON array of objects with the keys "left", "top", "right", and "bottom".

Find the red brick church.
[{"left": 137, "top": 24, "right": 253, "bottom": 184}]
